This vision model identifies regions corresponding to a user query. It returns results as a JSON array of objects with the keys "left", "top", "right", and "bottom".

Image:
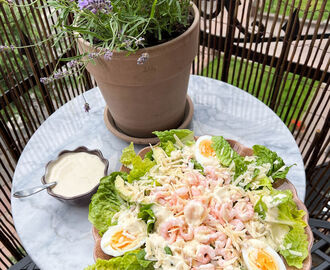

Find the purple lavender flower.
[
  {"left": 0, "top": 45, "right": 9, "bottom": 52},
  {"left": 104, "top": 49, "right": 113, "bottom": 61},
  {"left": 84, "top": 102, "right": 91, "bottom": 113},
  {"left": 137, "top": 53, "right": 149, "bottom": 65},
  {"left": 78, "top": 0, "right": 113, "bottom": 14},
  {"left": 88, "top": 52, "right": 98, "bottom": 59},
  {"left": 53, "top": 70, "right": 67, "bottom": 80},
  {"left": 68, "top": 60, "right": 79, "bottom": 68},
  {"left": 123, "top": 39, "right": 131, "bottom": 49},
  {"left": 40, "top": 77, "right": 52, "bottom": 85},
  {"left": 135, "top": 37, "right": 145, "bottom": 46}
]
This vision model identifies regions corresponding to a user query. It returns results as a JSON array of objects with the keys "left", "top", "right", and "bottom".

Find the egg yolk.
[
  {"left": 249, "top": 249, "right": 278, "bottom": 270},
  {"left": 109, "top": 230, "right": 136, "bottom": 251},
  {"left": 199, "top": 140, "right": 215, "bottom": 157}
]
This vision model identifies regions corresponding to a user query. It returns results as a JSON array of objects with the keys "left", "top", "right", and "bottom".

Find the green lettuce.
[
  {"left": 254, "top": 197, "right": 268, "bottom": 219},
  {"left": 252, "top": 145, "right": 293, "bottom": 181},
  {"left": 138, "top": 204, "right": 156, "bottom": 233},
  {"left": 246, "top": 176, "right": 272, "bottom": 190},
  {"left": 159, "top": 141, "right": 176, "bottom": 156},
  {"left": 128, "top": 155, "right": 155, "bottom": 183},
  {"left": 120, "top": 143, "right": 156, "bottom": 183},
  {"left": 190, "top": 158, "right": 205, "bottom": 175},
  {"left": 144, "top": 150, "right": 154, "bottom": 161},
  {"left": 153, "top": 129, "right": 194, "bottom": 145},
  {"left": 233, "top": 157, "right": 248, "bottom": 179},
  {"left": 85, "top": 250, "right": 154, "bottom": 270},
  {"left": 274, "top": 190, "right": 306, "bottom": 227},
  {"left": 89, "top": 172, "right": 128, "bottom": 235},
  {"left": 279, "top": 225, "right": 309, "bottom": 268},
  {"left": 254, "top": 188, "right": 308, "bottom": 268},
  {"left": 120, "top": 142, "right": 136, "bottom": 166},
  {"left": 211, "top": 136, "right": 247, "bottom": 179},
  {"left": 211, "top": 136, "right": 241, "bottom": 167},
  {"left": 164, "top": 246, "right": 173, "bottom": 255}
]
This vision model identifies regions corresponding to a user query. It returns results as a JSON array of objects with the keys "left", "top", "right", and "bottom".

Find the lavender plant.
[{"left": 1, "top": 0, "right": 192, "bottom": 84}]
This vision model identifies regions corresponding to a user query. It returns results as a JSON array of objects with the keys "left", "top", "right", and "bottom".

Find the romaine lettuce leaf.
[
  {"left": 153, "top": 129, "right": 194, "bottom": 145},
  {"left": 190, "top": 158, "right": 205, "bottom": 175},
  {"left": 279, "top": 225, "right": 309, "bottom": 268},
  {"left": 211, "top": 136, "right": 247, "bottom": 179},
  {"left": 211, "top": 136, "right": 241, "bottom": 167},
  {"left": 84, "top": 249, "right": 154, "bottom": 270},
  {"left": 233, "top": 157, "right": 248, "bottom": 179},
  {"left": 120, "top": 142, "right": 136, "bottom": 166},
  {"left": 252, "top": 145, "right": 292, "bottom": 181},
  {"left": 128, "top": 155, "right": 155, "bottom": 183},
  {"left": 254, "top": 188, "right": 308, "bottom": 267},
  {"left": 159, "top": 141, "right": 176, "bottom": 156},
  {"left": 120, "top": 143, "right": 156, "bottom": 182},
  {"left": 257, "top": 189, "right": 306, "bottom": 227},
  {"left": 144, "top": 150, "right": 154, "bottom": 161},
  {"left": 89, "top": 172, "right": 128, "bottom": 235},
  {"left": 246, "top": 176, "right": 272, "bottom": 190},
  {"left": 254, "top": 197, "right": 268, "bottom": 219},
  {"left": 138, "top": 204, "right": 156, "bottom": 233}
]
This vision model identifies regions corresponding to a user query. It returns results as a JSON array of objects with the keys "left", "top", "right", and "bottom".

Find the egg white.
[
  {"left": 194, "top": 135, "right": 218, "bottom": 167},
  {"left": 242, "top": 240, "right": 286, "bottom": 270},
  {"left": 101, "top": 224, "right": 146, "bottom": 257}
]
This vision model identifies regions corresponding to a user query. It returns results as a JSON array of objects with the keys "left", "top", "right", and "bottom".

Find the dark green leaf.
[
  {"left": 211, "top": 136, "right": 241, "bottom": 167},
  {"left": 88, "top": 172, "right": 128, "bottom": 235},
  {"left": 153, "top": 129, "right": 194, "bottom": 145},
  {"left": 138, "top": 204, "right": 156, "bottom": 233},
  {"left": 164, "top": 246, "right": 173, "bottom": 255}
]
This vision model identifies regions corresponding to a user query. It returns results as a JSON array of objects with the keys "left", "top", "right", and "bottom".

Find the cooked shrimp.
[
  {"left": 196, "top": 245, "right": 216, "bottom": 264},
  {"left": 229, "top": 219, "right": 245, "bottom": 231},
  {"left": 204, "top": 167, "right": 224, "bottom": 187},
  {"left": 194, "top": 226, "right": 220, "bottom": 244},
  {"left": 186, "top": 172, "right": 200, "bottom": 186},
  {"left": 219, "top": 202, "right": 235, "bottom": 222},
  {"left": 214, "top": 234, "right": 228, "bottom": 256},
  {"left": 154, "top": 191, "right": 170, "bottom": 205},
  {"left": 215, "top": 238, "right": 235, "bottom": 260},
  {"left": 203, "top": 214, "right": 219, "bottom": 228},
  {"left": 179, "top": 224, "right": 194, "bottom": 241},
  {"left": 191, "top": 186, "right": 202, "bottom": 197},
  {"left": 159, "top": 218, "right": 183, "bottom": 244},
  {"left": 233, "top": 201, "right": 254, "bottom": 221},
  {"left": 193, "top": 264, "right": 216, "bottom": 270},
  {"left": 209, "top": 201, "right": 225, "bottom": 225},
  {"left": 175, "top": 187, "right": 190, "bottom": 199}
]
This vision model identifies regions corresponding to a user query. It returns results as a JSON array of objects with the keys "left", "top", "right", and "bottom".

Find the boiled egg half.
[
  {"left": 194, "top": 135, "right": 218, "bottom": 167},
  {"left": 101, "top": 223, "right": 146, "bottom": 257},
  {"left": 242, "top": 239, "right": 286, "bottom": 270}
]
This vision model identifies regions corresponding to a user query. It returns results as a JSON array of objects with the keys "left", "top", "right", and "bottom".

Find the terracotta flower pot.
[{"left": 77, "top": 3, "right": 199, "bottom": 138}]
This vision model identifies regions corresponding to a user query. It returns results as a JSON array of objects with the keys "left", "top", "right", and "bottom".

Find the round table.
[{"left": 12, "top": 75, "right": 306, "bottom": 270}]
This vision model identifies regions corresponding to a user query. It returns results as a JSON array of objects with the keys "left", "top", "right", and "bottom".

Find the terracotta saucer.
[{"left": 103, "top": 95, "right": 194, "bottom": 145}]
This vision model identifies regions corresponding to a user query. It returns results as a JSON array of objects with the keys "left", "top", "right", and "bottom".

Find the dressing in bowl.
[{"left": 42, "top": 147, "right": 109, "bottom": 205}]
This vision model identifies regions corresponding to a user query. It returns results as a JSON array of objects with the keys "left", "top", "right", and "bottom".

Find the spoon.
[{"left": 13, "top": 182, "right": 57, "bottom": 198}]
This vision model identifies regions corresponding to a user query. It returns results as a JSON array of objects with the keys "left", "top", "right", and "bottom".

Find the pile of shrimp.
[{"left": 143, "top": 151, "right": 259, "bottom": 270}]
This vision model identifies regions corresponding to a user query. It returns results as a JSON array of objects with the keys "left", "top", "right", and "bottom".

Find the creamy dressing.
[{"left": 45, "top": 152, "right": 105, "bottom": 197}]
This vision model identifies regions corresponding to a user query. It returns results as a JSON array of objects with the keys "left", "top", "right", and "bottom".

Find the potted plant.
[{"left": 4, "top": 0, "right": 199, "bottom": 139}]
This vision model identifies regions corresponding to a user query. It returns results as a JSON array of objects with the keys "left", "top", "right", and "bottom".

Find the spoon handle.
[{"left": 13, "top": 182, "right": 57, "bottom": 198}]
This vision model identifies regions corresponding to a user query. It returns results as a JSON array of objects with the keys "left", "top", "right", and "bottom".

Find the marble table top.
[{"left": 12, "top": 75, "right": 306, "bottom": 270}]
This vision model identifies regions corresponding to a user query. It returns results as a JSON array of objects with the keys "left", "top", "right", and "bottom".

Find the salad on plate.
[{"left": 85, "top": 129, "right": 309, "bottom": 270}]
